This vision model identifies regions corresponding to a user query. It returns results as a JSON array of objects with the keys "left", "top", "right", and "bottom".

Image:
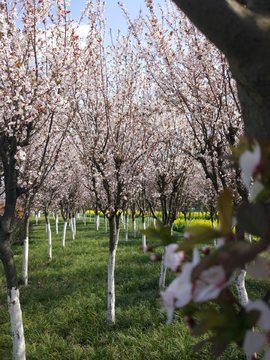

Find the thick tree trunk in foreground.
[
  {"left": 172, "top": 0, "right": 270, "bottom": 141},
  {"left": 7, "top": 288, "right": 25, "bottom": 360},
  {"left": 0, "top": 231, "right": 26, "bottom": 359}
]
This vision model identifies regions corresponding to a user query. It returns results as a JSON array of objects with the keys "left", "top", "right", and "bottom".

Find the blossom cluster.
[
  {"left": 142, "top": 137, "right": 270, "bottom": 359},
  {"left": 162, "top": 244, "right": 232, "bottom": 325}
]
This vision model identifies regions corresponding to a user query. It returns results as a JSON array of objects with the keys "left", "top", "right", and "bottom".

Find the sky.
[{"left": 68, "top": 0, "right": 166, "bottom": 37}]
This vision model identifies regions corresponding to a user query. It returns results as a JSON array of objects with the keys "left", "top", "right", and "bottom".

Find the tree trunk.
[
  {"left": 7, "top": 288, "right": 26, "bottom": 360},
  {"left": 125, "top": 212, "right": 128, "bottom": 241},
  {"left": 132, "top": 218, "right": 136, "bottom": 238},
  {"left": 235, "top": 225, "right": 249, "bottom": 306},
  {"left": 142, "top": 214, "right": 146, "bottom": 248},
  {"left": 55, "top": 212, "right": 58, "bottom": 235},
  {"left": 73, "top": 215, "right": 76, "bottom": 236},
  {"left": 235, "top": 268, "right": 249, "bottom": 307},
  {"left": 107, "top": 216, "right": 119, "bottom": 323},
  {"left": 21, "top": 216, "right": 29, "bottom": 286},
  {"left": 35, "top": 212, "right": 38, "bottom": 225},
  {"left": 62, "top": 220, "right": 67, "bottom": 247},
  {"left": 159, "top": 246, "right": 167, "bottom": 289},
  {"left": 0, "top": 230, "right": 26, "bottom": 360},
  {"left": 104, "top": 216, "right": 107, "bottom": 233},
  {"left": 95, "top": 214, "right": 99, "bottom": 231},
  {"left": 45, "top": 214, "right": 52, "bottom": 260}
]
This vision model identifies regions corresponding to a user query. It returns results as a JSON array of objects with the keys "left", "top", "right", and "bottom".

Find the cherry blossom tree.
[
  {"left": 0, "top": 0, "right": 85, "bottom": 357},
  {"left": 72, "top": 2, "right": 157, "bottom": 322}
]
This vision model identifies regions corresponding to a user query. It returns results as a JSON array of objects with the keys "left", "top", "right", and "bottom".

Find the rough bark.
[
  {"left": 235, "top": 268, "right": 249, "bottom": 306},
  {"left": 172, "top": 0, "right": 270, "bottom": 140},
  {"left": 7, "top": 288, "right": 26, "bottom": 360}
]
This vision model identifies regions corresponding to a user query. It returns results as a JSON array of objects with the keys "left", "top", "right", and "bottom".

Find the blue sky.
[{"left": 68, "top": 0, "right": 166, "bottom": 36}]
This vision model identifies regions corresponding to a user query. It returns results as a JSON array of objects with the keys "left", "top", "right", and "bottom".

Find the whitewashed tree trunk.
[
  {"left": 159, "top": 246, "right": 167, "bottom": 289},
  {"left": 55, "top": 213, "right": 58, "bottom": 235},
  {"left": 142, "top": 221, "right": 146, "bottom": 248},
  {"left": 121, "top": 213, "right": 125, "bottom": 229},
  {"left": 107, "top": 217, "right": 119, "bottom": 323},
  {"left": 62, "top": 221, "right": 67, "bottom": 247},
  {"left": 95, "top": 214, "right": 100, "bottom": 231},
  {"left": 125, "top": 214, "right": 128, "bottom": 241},
  {"left": 132, "top": 219, "right": 136, "bottom": 238},
  {"left": 83, "top": 212, "right": 86, "bottom": 225},
  {"left": 38, "top": 211, "right": 40, "bottom": 218},
  {"left": 185, "top": 219, "right": 188, "bottom": 229},
  {"left": 70, "top": 219, "right": 75, "bottom": 241},
  {"left": 73, "top": 216, "right": 76, "bottom": 236},
  {"left": 47, "top": 223, "right": 52, "bottom": 260},
  {"left": 35, "top": 212, "right": 38, "bottom": 225},
  {"left": 45, "top": 223, "right": 47, "bottom": 233},
  {"left": 7, "top": 288, "right": 26, "bottom": 360},
  {"left": 21, "top": 237, "right": 29, "bottom": 286},
  {"left": 235, "top": 268, "right": 249, "bottom": 306},
  {"left": 107, "top": 247, "right": 117, "bottom": 323},
  {"left": 153, "top": 218, "right": 156, "bottom": 228},
  {"left": 212, "top": 220, "right": 217, "bottom": 246},
  {"left": 104, "top": 217, "right": 107, "bottom": 233}
]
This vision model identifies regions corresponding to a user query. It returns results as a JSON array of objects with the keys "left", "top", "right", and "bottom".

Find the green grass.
[{"left": 0, "top": 215, "right": 256, "bottom": 359}]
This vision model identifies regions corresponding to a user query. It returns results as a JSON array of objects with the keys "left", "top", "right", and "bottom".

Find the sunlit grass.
[{"left": 0, "top": 214, "right": 254, "bottom": 359}]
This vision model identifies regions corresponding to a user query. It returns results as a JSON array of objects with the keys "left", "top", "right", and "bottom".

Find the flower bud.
[
  {"left": 143, "top": 246, "right": 153, "bottom": 252},
  {"left": 201, "top": 246, "right": 210, "bottom": 256},
  {"left": 150, "top": 254, "right": 162, "bottom": 262}
]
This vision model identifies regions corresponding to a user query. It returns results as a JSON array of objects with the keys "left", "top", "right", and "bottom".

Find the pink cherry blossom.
[
  {"left": 243, "top": 300, "right": 270, "bottom": 359},
  {"left": 193, "top": 265, "right": 233, "bottom": 302},
  {"left": 164, "top": 243, "right": 185, "bottom": 272},
  {"left": 161, "top": 247, "right": 200, "bottom": 325},
  {"left": 239, "top": 140, "right": 261, "bottom": 189}
]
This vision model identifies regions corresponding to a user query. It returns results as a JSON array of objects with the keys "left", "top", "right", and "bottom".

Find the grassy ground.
[{"left": 0, "top": 215, "right": 262, "bottom": 359}]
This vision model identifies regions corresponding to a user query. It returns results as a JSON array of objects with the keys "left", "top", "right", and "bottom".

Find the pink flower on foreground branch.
[
  {"left": 243, "top": 300, "right": 270, "bottom": 359},
  {"left": 161, "top": 247, "right": 200, "bottom": 325},
  {"left": 164, "top": 243, "right": 185, "bottom": 272},
  {"left": 239, "top": 140, "right": 265, "bottom": 201},
  {"left": 161, "top": 246, "right": 233, "bottom": 324},
  {"left": 193, "top": 265, "right": 233, "bottom": 302}
]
